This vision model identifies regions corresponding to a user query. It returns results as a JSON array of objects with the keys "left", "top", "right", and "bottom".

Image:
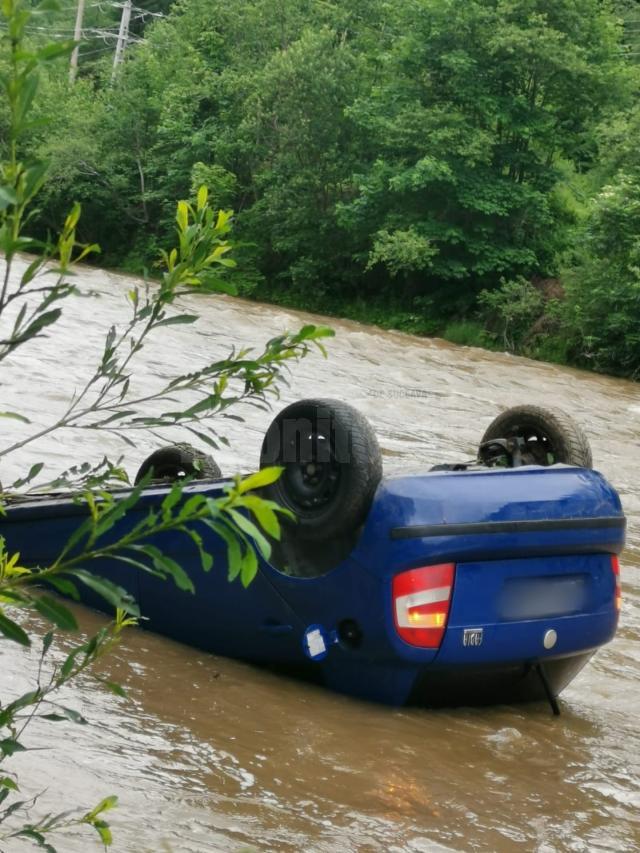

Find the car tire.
[
  {"left": 480, "top": 405, "right": 592, "bottom": 467},
  {"left": 260, "top": 398, "right": 383, "bottom": 541},
  {"left": 134, "top": 442, "right": 222, "bottom": 484}
]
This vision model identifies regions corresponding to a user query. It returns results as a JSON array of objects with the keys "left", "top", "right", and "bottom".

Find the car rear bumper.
[
  {"left": 408, "top": 651, "right": 595, "bottom": 707},
  {"left": 320, "top": 649, "right": 596, "bottom": 707}
]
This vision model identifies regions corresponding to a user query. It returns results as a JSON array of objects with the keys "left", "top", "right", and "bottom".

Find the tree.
[
  {"left": 339, "top": 0, "right": 630, "bottom": 305},
  {"left": 563, "top": 171, "right": 640, "bottom": 374}
]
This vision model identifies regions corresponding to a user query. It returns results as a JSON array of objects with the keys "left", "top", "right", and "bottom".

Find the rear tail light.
[
  {"left": 392, "top": 563, "right": 455, "bottom": 648},
  {"left": 611, "top": 555, "right": 622, "bottom": 612}
]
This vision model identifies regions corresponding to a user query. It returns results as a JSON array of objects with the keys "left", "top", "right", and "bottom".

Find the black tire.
[
  {"left": 480, "top": 405, "right": 592, "bottom": 468},
  {"left": 134, "top": 442, "right": 221, "bottom": 485},
  {"left": 260, "top": 398, "right": 383, "bottom": 541}
]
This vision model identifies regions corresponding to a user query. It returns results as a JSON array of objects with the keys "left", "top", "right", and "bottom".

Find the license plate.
[{"left": 463, "top": 628, "right": 484, "bottom": 647}]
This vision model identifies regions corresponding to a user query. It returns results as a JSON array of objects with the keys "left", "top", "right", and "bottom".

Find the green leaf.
[
  {"left": 11, "top": 461, "right": 44, "bottom": 488},
  {"left": 237, "top": 466, "right": 283, "bottom": 494},
  {"left": 86, "top": 795, "right": 118, "bottom": 820},
  {"left": 20, "top": 257, "right": 45, "bottom": 286},
  {"left": 33, "top": 595, "right": 78, "bottom": 631},
  {"left": 97, "top": 678, "right": 127, "bottom": 698},
  {"left": 161, "top": 482, "right": 184, "bottom": 518},
  {"left": 21, "top": 160, "right": 49, "bottom": 202},
  {"left": 227, "top": 508, "right": 271, "bottom": 560},
  {"left": 92, "top": 820, "right": 113, "bottom": 847},
  {"left": 0, "top": 690, "right": 41, "bottom": 727},
  {"left": 156, "top": 314, "right": 199, "bottom": 327},
  {"left": 197, "top": 184, "right": 208, "bottom": 210},
  {"left": 206, "top": 520, "right": 242, "bottom": 582},
  {"left": 154, "top": 553, "right": 194, "bottom": 593},
  {"left": 40, "top": 706, "right": 87, "bottom": 725},
  {"left": 186, "top": 529, "right": 214, "bottom": 572},
  {"left": 0, "top": 186, "right": 18, "bottom": 210},
  {"left": 0, "top": 776, "right": 19, "bottom": 791},
  {"left": 20, "top": 308, "right": 62, "bottom": 341},
  {"left": 133, "top": 546, "right": 194, "bottom": 593},
  {"left": 72, "top": 571, "right": 140, "bottom": 616},
  {"left": 199, "top": 548, "right": 214, "bottom": 572},
  {"left": 240, "top": 546, "right": 258, "bottom": 588},
  {"left": 177, "top": 493, "right": 207, "bottom": 520},
  {"left": 176, "top": 200, "right": 189, "bottom": 232},
  {"left": 243, "top": 496, "right": 281, "bottom": 539},
  {"left": 2, "top": 798, "right": 29, "bottom": 821},
  {"left": 46, "top": 576, "right": 80, "bottom": 601},
  {"left": 14, "top": 828, "right": 56, "bottom": 853},
  {"left": 0, "top": 738, "right": 26, "bottom": 757},
  {"left": 0, "top": 411, "right": 31, "bottom": 423},
  {"left": 0, "top": 612, "right": 30, "bottom": 646},
  {"left": 60, "top": 646, "right": 82, "bottom": 680},
  {"left": 42, "top": 630, "right": 54, "bottom": 656},
  {"left": 89, "top": 484, "right": 146, "bottom": 540}
]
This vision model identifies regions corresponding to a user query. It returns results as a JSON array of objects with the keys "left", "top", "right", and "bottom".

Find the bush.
[
  {"left": 563, "top": 172, "right": 640, "bottom": 375},
  {"left": 440, "top": 320, "right": 491, "bottom": 349},
  {"left": 477, "top": 277, "right": 545, "bottom": 353}
]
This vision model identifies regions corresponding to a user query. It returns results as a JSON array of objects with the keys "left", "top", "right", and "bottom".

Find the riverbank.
[
  {"left": 107, "top": 251, "right": 618, "bottom": 378},
  {"left": 237, "top": 277, "right": 582, "bottom": 375}
]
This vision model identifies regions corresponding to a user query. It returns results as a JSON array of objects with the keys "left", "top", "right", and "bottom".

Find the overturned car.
[{"left": 2, "top": 401, "right": 625, "bottom": 711}]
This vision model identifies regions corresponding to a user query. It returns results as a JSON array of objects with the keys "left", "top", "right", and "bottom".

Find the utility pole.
[
  {"left": 69, "top": 0, "right": 85, "bottom": 83},
  {"left": 112, "top": 0, "right": 133, "bottom": 81}
]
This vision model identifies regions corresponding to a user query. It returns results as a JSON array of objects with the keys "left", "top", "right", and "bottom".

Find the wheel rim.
[
  {"left": 154, "top": 463, "right": 190, "bottom": 479},
  {"left": 508, "top": 425, "right": 557, "bottom": 465},
  {"left": 281, "top": 430, "right": 342, "bottom": 511}
]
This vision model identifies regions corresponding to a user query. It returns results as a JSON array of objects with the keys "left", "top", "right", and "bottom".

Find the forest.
[{"left": 3, "top": 0, "right": 640, "bottom": 376}]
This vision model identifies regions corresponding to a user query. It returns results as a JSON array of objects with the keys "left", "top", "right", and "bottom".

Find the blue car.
[{"left": 1, "top": 400, "right": 625, "bottom": 710}]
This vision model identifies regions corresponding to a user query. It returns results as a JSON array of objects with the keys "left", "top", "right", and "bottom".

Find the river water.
[{"left": 1, "top": 257, "right": 639, "bottom": 852}]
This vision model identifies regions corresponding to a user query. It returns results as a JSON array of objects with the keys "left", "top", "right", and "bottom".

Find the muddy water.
[{"left": 1, "top": 256, "right": 639, "bottom": 852}]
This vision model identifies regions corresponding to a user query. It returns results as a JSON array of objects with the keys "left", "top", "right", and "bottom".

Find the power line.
[{"left": 79, "top": 44, "right": 119, "bottom": 57}]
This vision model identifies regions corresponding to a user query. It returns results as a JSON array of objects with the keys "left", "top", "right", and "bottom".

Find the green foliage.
[
  {"left": 563, "top": 172, "right": 640, "bottom": 374},
  {"left": 441, "top": 320, "right": 492, "bottom": 349},
  {"left": 528, "top": 332, "right": 571, "bottom": 365},
  {"left": 368, "top": 228, "right": 438, "bottom": 278},
  {"left": 28, "top": 0, "right": 630, "bottom": 288},
  {"left": 345, "top": 0, "right": 630, "bottom": 290},
  {"left": 478, "top": 277, "right": 545, "bottom": 352}
]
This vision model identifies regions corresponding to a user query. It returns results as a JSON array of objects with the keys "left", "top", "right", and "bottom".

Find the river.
[{"left": 1, "top": 257, "right": 638, "bottom": 852}]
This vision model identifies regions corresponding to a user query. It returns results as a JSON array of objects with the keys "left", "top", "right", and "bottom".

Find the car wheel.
[
  {"left": 260, "top": 398, "right": 383, "bottom": 541},
  {"left": 134, "top": 442, "right": 222, "bottom": 484},
  {"left": 480, "top": 405, "right": 592, "bottom": 468}
]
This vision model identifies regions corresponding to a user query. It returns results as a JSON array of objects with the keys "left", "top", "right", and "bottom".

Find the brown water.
[{"left": 1, "top": 257, "right": 639, "bottom": 852}]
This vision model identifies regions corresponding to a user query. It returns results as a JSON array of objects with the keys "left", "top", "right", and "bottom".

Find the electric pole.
[
  {"left": 112, "top": 0, "right": 133, "bottom": 81},
  {"left": 69, "top": 0, "right": 85, "bottom": 83}
]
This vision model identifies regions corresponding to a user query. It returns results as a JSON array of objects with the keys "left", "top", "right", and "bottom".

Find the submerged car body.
[{"left": 2, "top": 462, "right": 624, "bottom": 707}]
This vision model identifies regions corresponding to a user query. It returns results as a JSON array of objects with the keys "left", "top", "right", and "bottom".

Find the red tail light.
[
  {"left": 611, "top": 555, "right": 622, "bottom": 612},
  {"left": 392, "top": 563, "right": 455, "bottom": 648}
]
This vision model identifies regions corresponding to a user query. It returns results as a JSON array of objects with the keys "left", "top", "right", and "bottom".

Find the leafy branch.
[
  {"left": 0, "top": 185, "right": 333, "bottom": 470},
  {"left": 0, "top": 2, "right": 333, "bottom": 849}
]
